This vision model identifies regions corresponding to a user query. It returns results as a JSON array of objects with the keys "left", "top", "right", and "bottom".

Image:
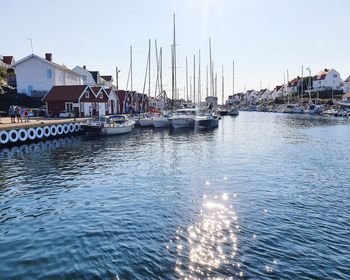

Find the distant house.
[
  {"left": 72, "top": 66, "right": 97, "bottom": 85},
  {"left": 342, "top": 76, "right": 350, "bottom": 93},
  {"left": 313, "top": 68, "right": 342, "bottom": 91},
  {"left": 100, "top": 75, "right": 114, "bottom": 87},
  {"left": 342, "top": 92, "right": 350, "bottom": 102},
  {"left": 11, "top": 53, "right": 82, "bottom": 97},
  {"left": 105, "top": 88, "right": 120, "bottom": 114},
  {"left": 0, "top": 55, "right": 16, "bottom": 87},
  {"left": 271, "top": 85, "right": 284, "bottom": 100},
  {"left": 42, "top": 85, "right": 109, "bottom": 117}
]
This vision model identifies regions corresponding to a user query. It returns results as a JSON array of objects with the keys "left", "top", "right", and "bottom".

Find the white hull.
[
  {"left": 171, "top": 118, "right": 195, "bottom": 129},
  {"left": 101, "top": 124, "right": 133, "bottom": 135},
  {"left": 153, "top": 119, "right": 171, "bottom": 128},
  {"left": 139, "top": 118, "right": 154, "bottom": 127}
]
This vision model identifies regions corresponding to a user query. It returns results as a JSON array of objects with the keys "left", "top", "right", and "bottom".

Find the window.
[
  {"left": 65, "top": 102, "right": 73, "bottom": 111},
  {"left": 82, "top": 75, "right": 87, "bottom": 81},
  {"left": 333, "top": 74, "right": 337, "bottom": 78},
  {"left": 46, "top": 69, "right": 52, "bottom": 79},
  {"left": 85, "top": 91, "right": 89, "bottom": 98},
  {"left": 99, "top": 93, "right": 103, "bottom": 99}
]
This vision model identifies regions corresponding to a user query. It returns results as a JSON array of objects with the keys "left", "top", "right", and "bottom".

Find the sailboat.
[
  {"left": 228, "top": 60, "right": 239, "bottom": 116},
  {"left": 139, "top": 39, "right": 154, "bottom": 127}
]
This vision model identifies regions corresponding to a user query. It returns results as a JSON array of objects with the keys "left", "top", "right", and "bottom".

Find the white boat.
[
  {"left": 195, "top": 112, "right": 219, "bottom": 128},
  {"left": 152, "top": 115, "right": 171, "bottom": 128},
  {"left": 169, "top": 108, "right": 197, "bottom": 129},
  {"left": 100, "top": 115, "right": 134, "bottom": 135},
  {"left": 228, "top": 107, "right": 239, "bottom": 116},
  {"left": 282, "top": 104, "right": 304, "bottom": 114},
  {"left": 139, "top": 114, "right": 154, "bottom": 127},
  {"left": 306, "top": 104, "right": 323, "bottom": 115}
]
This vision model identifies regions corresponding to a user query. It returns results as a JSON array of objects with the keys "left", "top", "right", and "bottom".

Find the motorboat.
[
  {"left": 218, "top": 107, "right": 228, "bottom": 116},
  {"left": 195, "top": 112, "right": 219, "bottom": 129},
  {"left": 100, "top": 115, "right": 134, "bottom": 135},
  {"left": 227, "top": 107, "right": 239, "bottom": 116},
  {"left": 81, "top": 116, "right": 105, "bottom": 134},
  {"left": 139, "top": 114, "right": 154, "bottom": 127},
  {"left": 282, "top": 104, "right": 304, "bottom": 114},
  {"left": 152, "top": 114, "right": 171, "bottom": 128},
  {"left": 306, "top": 104, "right": 323, "bottom": 115},
  {"left": 169, "top": 108, "right": 197, "bottom": 129}
]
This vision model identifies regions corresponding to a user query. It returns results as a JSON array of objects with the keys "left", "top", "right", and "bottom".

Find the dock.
[{"left": 0, "top": 117, "right": 88, "bottom": 147}]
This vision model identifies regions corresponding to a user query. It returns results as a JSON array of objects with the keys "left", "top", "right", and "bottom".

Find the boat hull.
[
  {"left": 81, "top": 124, "right": 102, "bottom": 134},
  {"left": 171, "top": 118, "right": 195, "bottom": 129},
  {"left": 139, "top": 119, "right": 154, "bottom": 127},
  {"left": 196, "top": 119, "right": 219, "bottom": 128},
  {"left": 153, "top": 119, "right": 171, "bottom": 128},
  {"left": 101, "top": 125, "right": 133, "bottom": 135}
]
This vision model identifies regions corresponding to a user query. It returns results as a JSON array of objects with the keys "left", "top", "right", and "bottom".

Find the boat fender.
[
  {"left": 63, "top": 124, "right": 69, "bottom": 134},
  {"left": 18, "top": 129, "right": 28, "bottom": 142},
  {"left": 36, "top": 127, "right": 44, "bottom": 139},
  {"left": 43, "top": 126, "right": 51, "bottom": 138},
  {"left": 57, "top": 125, "right": 64, "bottom": 135},
  {"left": 9, "top": 129, "right": 19, "bottom": 143},
  {"left": 27, "top": 128, "right": 37, "bottom": 140},
  {"left": 74, "top": 123, "right": 80, "bottom": 132},
  {"left": 50, "top": 125, "right": 58, "bottom": 136},
  {"left": 68, "top": 123, "right": 75, "bottom": 133},
  {"left": 0, "top": 130, "right": 10, "bottom": 145}
]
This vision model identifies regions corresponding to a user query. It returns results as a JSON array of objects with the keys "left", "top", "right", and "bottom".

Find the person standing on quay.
[
  {"left": 15, "top": 106, "right": 22, "bottom": 123},
  {"left": 24, "top": 109, "right": 29, "bottom": 122},
  {"left": 9, "top": 105, "right": 15, "bottom": 123}
]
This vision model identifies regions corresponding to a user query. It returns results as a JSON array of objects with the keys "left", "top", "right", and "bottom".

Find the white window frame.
[
  {"left": 65, "top": 102, "right": 73, "bottom": 112},
  {"left": 85, "top": 91, "right": 89, "bottom": 98}
]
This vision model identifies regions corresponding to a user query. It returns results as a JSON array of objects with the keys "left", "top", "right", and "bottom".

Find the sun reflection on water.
[{"left": 172, "top": 193, "right": 242, "bottom": 279}]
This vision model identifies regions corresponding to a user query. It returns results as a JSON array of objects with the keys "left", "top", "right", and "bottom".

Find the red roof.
[
  {"left": 42, "top": 85, "right": 87, "bottom": 102},
  {"left": 2, "top": 56, "right": 14, "bottom": 64},
  {"left": 101, "top": 75, "right": 113, "bottom": 82}
]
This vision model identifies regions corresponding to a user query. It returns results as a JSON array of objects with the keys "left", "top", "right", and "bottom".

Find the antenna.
[{"left": 27, "top": 38, "right": 34, "bottom": 54}]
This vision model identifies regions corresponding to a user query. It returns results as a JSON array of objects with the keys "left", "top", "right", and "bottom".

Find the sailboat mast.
[
  {"left": 186, "top": 57, "right": 189, "bottom": 102},
  {"left": 198, "top": 49, "right": 201, "bottom": 106},
  {"left": 173, "top": 13, "right": 177, "bottom": 101},
  {"left": 193, "top": 54, "right": 196, "bottom": 104},
  {"left": 154, "top": 39, "right": 159, "bottom": 97},
  {"left": 232, "top": 60, "right": 235, "bottom": 95},
  {"left": 209, "top": 38, "right": 213, "bottom": 96},
  {"left": 130, "top": 46, "right": 133, "bottom": 91},
  {"left": 206, "top": 65, "right": 209, "bottom": 98},
  {"left": 222, "top": 65, "right": 224, "bottom": 105},
  {"left": 148, "top": 39, "right": 151, "bottom": 97},
  {"left": 160, "top": 47, "right": 163, "bottom": 93}
]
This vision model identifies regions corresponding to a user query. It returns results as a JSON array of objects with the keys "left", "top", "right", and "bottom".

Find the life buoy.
[
  {"left": 74, "top": 123, "right": 80, "bottom": 132},
  {"left": 18, "top": 129, "right": 28, "bottom": 142},
  {"left": 35, "top": 127, "right": 44, "bottom": 139},
  {"left": 9, "top": 130, "right": 19, "bottom": 143},
  {"left": 27, "top": 128, "right": 36, "bottom": 140},
  {"left": 50, "top": 125, "right": 57, "bottom": 136},
  {"left": 69, "top": 123, "right": 75, "bottom": 133},
  {"left": 43, "top": 126, "right": 51, "bottom": 138},
  {"left": 0, "top": 130, "right": 10, "bottom": 145},
  {"left": 57, "top": 125, "right": 64, "bottom": 135},
  {"left": 63, "top": 124, "right": 69, "bottom": 134}
]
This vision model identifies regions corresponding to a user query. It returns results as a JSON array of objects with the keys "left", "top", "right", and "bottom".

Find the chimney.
[
  {"left": 324, "top": 68, "right": 328, "bottom": 72},
  {"left": 45, "top": 53, "right": 52, "bottom": 62},
  {"left": 83, "top": 65, "right": 86, "bottom": 69}
]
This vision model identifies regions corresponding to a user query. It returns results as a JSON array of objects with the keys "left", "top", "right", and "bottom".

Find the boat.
[
  {"left": 139, "top": 114, "right": 154, "bottom": 127},
  {"left": 195, "top": 112, "right": 219, "bottom": 128},
  {"left": 169, "top": 108, "right": 197, "bottom": 129},
  {"left": 306, "top": 104, "right": 323, "bottom": 115},
  {"left": 100, "top": 115, "right": 134, "bottom": 135},
  {"left": 218, "top": 107, "right": 228, "bottom": 116},
  {"left": 282, "top": 104, "right": 304, "bottom": 114},
  {"left": 228, "top": 107, "right": 239, "bottom": 116},
  {"left": 81, "top": 116, "right": 105, "bottom": 134},
  {"left": 152, "top": 114, "right": 171, "bottom": 128}
]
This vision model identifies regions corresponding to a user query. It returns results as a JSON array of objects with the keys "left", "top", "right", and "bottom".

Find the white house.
[
  {"left": 271, "top": 85, "right": 284, "bottom": 100},
  {"left": 11, "top": 53, "right": 82, "bottom": 96},
  {"left": 72, "top": 65, "right": 97, "bottom": 86},
  {"left": 342, "top": 76, "right": 350, "bottom": 93},
  {"left": 105, "top": 88, "right": 120, "bottom": 114},
  {"left": 312, "top": 68, "right": 342, "bottom": 91}
]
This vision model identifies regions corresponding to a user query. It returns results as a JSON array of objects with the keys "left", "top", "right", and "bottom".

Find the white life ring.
[
  {"left": 63, "top": 124, "right": 69, "bottom": 134},
  {"left": 35, "top": 127, "right": 44, "bottom": 139},
  {"left": 18, "top": 129, "right": 28, "bottom": 142},
  {"left": 43, "top": 126, "right": 51, "bottom": 138},
  {"left": 9, "top": 130, "right": 19, "bottom": 143},
  {"left": 50, "top": 125, "right": 57, "bottom": 136},
  {"left": 27, "top": 128, "right": 36, "bottom": 140},
  {"left": 0, "top": 130, "right": 10, "bottom": 145},
  {"left": 74, "top": 123, "right": 80, "bottom": 132},
  {"left": 57, "top": 125, "right": 64, "bottom": 135},
  {"left": 69, "top": 123, "right": 75, "bottom": 133}
]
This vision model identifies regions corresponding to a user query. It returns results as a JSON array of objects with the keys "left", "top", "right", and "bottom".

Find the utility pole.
[{"left": 115, "top": 67, "right": 121, "bottom": 91}]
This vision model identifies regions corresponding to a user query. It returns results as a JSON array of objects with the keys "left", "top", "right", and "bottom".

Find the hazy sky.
[{"left": 1, "top": 0, "right": 350, "bottom": 102}]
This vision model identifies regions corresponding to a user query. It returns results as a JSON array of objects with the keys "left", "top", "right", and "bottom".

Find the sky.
[{"left": 1, "top": 0, "right": 350, "bottom": 103}]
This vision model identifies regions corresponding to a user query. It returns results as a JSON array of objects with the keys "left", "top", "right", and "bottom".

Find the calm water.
[{"left": 1, "top": 112, "right": 350, "bottom": 279}]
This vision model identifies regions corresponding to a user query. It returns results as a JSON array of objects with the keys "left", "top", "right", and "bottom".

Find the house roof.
[
  {"left": 42, "top": 85, "right": 88, "bottom": 102},
  {"left": 101, "top": 75, "right": 113, "bottom": 82},
  {"left": 344, "top": 76, "right": 350, "bottom": 83},
  {"left": 2, "top": 56, "right": 14, "bottom": 65},
  {"left": 343, "top": 92, "right": 350, "bottom": 98},
  {"left": 90, "top": 86, "right": 102, "bottom": 95},
  {"left": 313, "top": 69, "right": 331, "bottom": 81},
  {"left": 11, "top": 54, "right": 80, "bottom": 76},
  {"left": 89, "top": 71, "right": 99, "bottom": 83}
]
